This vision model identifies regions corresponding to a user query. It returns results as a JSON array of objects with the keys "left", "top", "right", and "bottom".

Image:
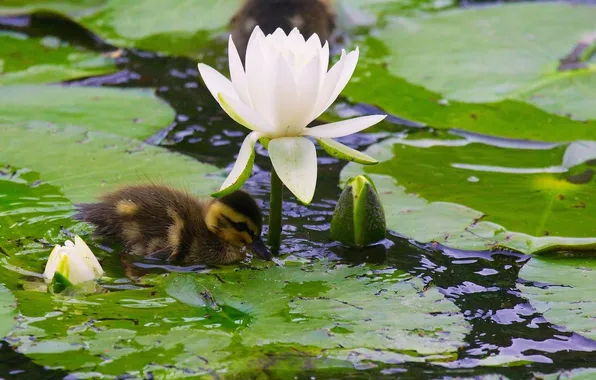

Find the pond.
[{"left": 1, "top": 0, "right": 596, "bottom": 379}]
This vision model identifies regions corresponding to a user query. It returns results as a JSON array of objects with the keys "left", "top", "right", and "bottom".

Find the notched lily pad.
[{"left": 370, "top": 3, "right": 596, "bottom": 121}]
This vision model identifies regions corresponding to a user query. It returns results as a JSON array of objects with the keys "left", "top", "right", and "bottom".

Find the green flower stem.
[{"left": 268, "top": 167, "right": 283, "bottom": 250}]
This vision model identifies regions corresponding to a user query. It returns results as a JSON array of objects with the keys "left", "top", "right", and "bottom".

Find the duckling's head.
[{"left": 205, "top": 190, "right": 271, "bottom": 260}]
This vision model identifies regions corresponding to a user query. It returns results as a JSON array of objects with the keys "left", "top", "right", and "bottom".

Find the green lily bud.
[{"left": 331, "top": 174, "right": 386, "bottom": 246}]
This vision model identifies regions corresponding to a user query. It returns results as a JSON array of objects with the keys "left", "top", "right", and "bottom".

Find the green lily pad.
[
  {"left": 537, "top": 368, "right": 596, "bottom": 380},
  {"left": 367, "top": 3, "right": 596, "bottom": 121},
  {"left": 79, "top": 0, "right": 240, "bottom": 55},
  {"left": 1, "top": 0, "right": 239, "bottom": 57},
  {"left": 0, "top": 0, "right": 104, "bottom": 16},
  {"left": 344, "top": 39, "right": 595, "bottom": 142},
  {"left": 9, "top": 262, "right": 470, "bottom": 376},
  {"left": 0, "top": 284, "right": 17, "bottom": 339},
  {"left": 0, "top": 85, "right": 175, "bottom": 140},
  {"left": 0, "top": 31, "right": 115, "bottom": 85},
  {"left": 518, "top": 257, "right": 596, "bottom": 341},
  {"left": 341, "top": 136, "right": 596, "bottom": 254}
]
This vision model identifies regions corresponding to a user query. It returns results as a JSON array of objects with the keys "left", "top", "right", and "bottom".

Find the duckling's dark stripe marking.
[
  {"left": 218, "top": 191, "right": 262, "bottom": 230},
  {"left": 222, "top": 215, "right": 254, "bottom": 237}
]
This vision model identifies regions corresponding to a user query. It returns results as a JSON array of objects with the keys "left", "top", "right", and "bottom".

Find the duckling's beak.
[{"left": 248, "top": 238, "right": 272, "bottom": 260}]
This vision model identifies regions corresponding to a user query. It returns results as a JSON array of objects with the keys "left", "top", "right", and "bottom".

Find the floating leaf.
[
  {"left": 341, "top": 136, "right": 596, "bottom": 254},
  {"left": 518, "top": 257, "right": 596, "bottom": 341},
  {"left": 0, "top": 31, "right": 115, "bottom": 85},
  {"left": 356, "top": 3, "right": 596, "bottom": 121},
  {"left": 9, "top": 262, "right": 470, "bottom": 377},
  {"left": 0, "top": 0, "right": 241, "bottom": 57},
  {"left": 0, "top": 284, "right": 17, "bottom": 339},
  {"left": 0, "top": 85, "right": 175, "bottom": 140},
  {"left": 343, "top": 9, "right": 595, "bottom": 142},
  {"left": 537, "top": 368, "right": 596, "bottom": 380},
  {"left": 0, "top": 0, "right": 105, "bottom": 16}
]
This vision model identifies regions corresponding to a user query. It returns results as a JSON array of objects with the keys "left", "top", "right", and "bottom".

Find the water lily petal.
[
  {"left": 269, "top": 137, "right": 318, "bottom": 204},
  {"left": 212, "top": 132, "right": 261, "bottom": 197},
  {"left": 303, "top": 115, "right": 386, "bottom": 138},
  {"left": 198, "top": 63, "right": 239, "bottom": 104},
  {"left": 246, "top": 25, "right": 265, "bottom": 51},
  {"left": 246, "top": 31, "right": 276, "bottom": 125},
  {"left": 322, "top": 47, "right": 359, "bottom": 112},
  {"left": 228, "top": 36, "right": 252, "bottom": 107},
  {"left": 74, "top": 236, "right": 104, "bottom": 277},
  {"left": 43, "top": 244, "right": 66, "bottom": 281},
  {"left": 307, "top": 50, "right": 346, "bottom": 122},
  {"left": 272, "top": 55, "right": 302, "bottom": 134},
  {"left": 288, "top": 27, "right": 306, "bottom": 47},
  {"left": 294, "top": 50, "right": 323, "bottom": 129},
  {"left": 64, "top": 250, "right": 97, "bottom": 285},
  {"left": 218, "top": 92, "right": 274, "bottom": 133},
  {"left": 319, "top": 41, "right": 330, "bottom": 79},
  {"left": 316, "top": 138, "right": 378, "bottom": 165}
]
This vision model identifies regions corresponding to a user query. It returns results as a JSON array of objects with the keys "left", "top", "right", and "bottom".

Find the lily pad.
[
  {"left": 80, "top": 0, "right": 240, "bottom": 54},
  {"left": 517, "top": 257, "right": 596, "bottom": 341},
  {"left": 0, "top": 31, "right": 115, "bottom": 85},
  {"left": 0, "top": 284, "right": 17, "bottom": 339},
  {"left": 0, "top": 85, "right": 175, "bottom": 140},
  {"left": 1, "top": 0, "right": 239, "bottom": 57},
  {"left": 341, "top": 136, "right": 596, "bottom": 254},
  {"left": 9, "top": 262, "right": 470, "bottom": 376},
  {"left": 344, "top": 38, "right": 595, "bottom": 142},
  {"left": 0, "top": 0, "right": 104, "bottom": 16},
  {"left": 537, "top": 368, "right": 596, "bottom": 380},
  {"left": 367, "top": 3, "right": 596, "bottom": 120}
]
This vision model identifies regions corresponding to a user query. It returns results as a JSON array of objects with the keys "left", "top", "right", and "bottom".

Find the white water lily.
[
  {"left": 43, "top": 236, "right": 104, "bottom": 285},
  {"left": 198, "top": 26, "right": 386, "bottom": 204}
]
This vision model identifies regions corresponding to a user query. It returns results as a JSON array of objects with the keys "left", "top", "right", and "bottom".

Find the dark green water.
[{"left": 1, "top": 3, "right": 596, "bottom": 379}]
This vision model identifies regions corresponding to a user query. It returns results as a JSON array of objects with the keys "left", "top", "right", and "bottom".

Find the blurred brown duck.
[{"left": 230, "top": 0, "right": 335, "bottom": 60}]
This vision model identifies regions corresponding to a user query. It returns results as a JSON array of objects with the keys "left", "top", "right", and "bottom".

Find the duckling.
[
  {"left": 230, "top": 0, "right": 335, "bottom": 61},
  {"left": 73, "top": 185, "right": 271, "bottom": 265}
]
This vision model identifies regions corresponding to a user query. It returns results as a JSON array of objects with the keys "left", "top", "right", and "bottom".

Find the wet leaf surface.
[
  {"left": 8, "top": 262, "right": 470, "bottom": 377},
  {"left": 342, "top": 135, "right": 596, "bottom": 253},
  {"left": 364, "top": 3, "right": 596, "bottom": 120},
  {"left": 518, "top": 257, "right": 596, "bottom": 341},
  {"left": 0, "top": 30, "right": 115, "bottom": 84},
  {"left": 0, "top": 85, "right": 175, "bottom": 140},
  {"left": 0, "top": 285, "right": 16, "bottom": 339}
]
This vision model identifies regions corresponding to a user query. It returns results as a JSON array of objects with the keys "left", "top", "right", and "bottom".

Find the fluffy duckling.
[
  {"left": 230, "top": 0, "right": 335, "bottom": 60},
  {"left": 73, "top": 185, "right": 271, "bottom": 265}
]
